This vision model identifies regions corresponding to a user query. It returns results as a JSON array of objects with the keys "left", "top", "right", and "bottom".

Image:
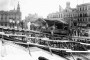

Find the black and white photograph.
[{"left": 1, "top": 0, "right": 90, "bottom": 60}]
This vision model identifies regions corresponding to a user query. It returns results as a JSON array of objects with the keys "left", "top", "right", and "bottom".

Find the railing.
[
  {"left": 0, "top": 25, "right": 88, "bottom": 52},
  {"left": 72, "top": 36, "right": 90, "bottom": 45}
]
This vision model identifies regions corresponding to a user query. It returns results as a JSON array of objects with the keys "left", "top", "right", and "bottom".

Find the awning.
[{"left": 45, "top": 19, "right": 68, "bottom": 24}]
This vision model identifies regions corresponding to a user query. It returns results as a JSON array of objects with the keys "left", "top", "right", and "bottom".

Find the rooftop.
[{"left": 77, "top": 3, "right": 90, "bottom": 7}]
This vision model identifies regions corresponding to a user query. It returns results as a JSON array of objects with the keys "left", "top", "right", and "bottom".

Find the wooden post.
[
  {"left": 28, "top": 43, "right": 32, "bottom": 56},
  {"left": 70, "top": 53, "right": 75, "bottom": 60},
  {"left": 47, "top": 41, "right": 52, "bottom": 55},
  {"left": 27, "top": 38, "right": 31, "bottom": 56}
]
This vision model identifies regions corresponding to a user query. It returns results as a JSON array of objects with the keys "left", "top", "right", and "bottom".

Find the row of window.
[
  {"left": 48, "top": 12, "right": 90, "bottom": 19},
  {"left": 78, "top": 18, "right": 90, "bottom": 22},
  {"left": 48, "top": 14, "right": 63, "bottom": 18},
  {"left": 0, "top": 15, "right": 19, "bottom": 18},
  {"left": 0, "top": 15, "right": 20, "bottom": 20},
  {"left": 48, "top": 13, "right": 78, "bottom": 19},
  {"left": 78, "top": 13, "right": 88, "bottom": 17},
  {"left": 78, "top": 6, "right": 89, "bottom": 11},
  {"left": 73, "top": 23, "right": 90, "bottom": 28},
  {"left": 64, "top": 13, "right": 77, "bottom": 18},
  {"left": 78, "top": 5, "right": 90, "bottom": 11},
  {"left": 78, "top": 23, "right": 87, "bottom": 27}
]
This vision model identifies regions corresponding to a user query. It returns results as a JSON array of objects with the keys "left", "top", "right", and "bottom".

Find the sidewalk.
[{"left": 0, "top": 40, "right": 66, "bottom": 60}]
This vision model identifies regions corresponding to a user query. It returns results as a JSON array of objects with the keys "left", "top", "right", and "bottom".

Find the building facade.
[
  {"left": 77, "top": 3, "right": 90, "bottom": 28},
  {"left": 47, "top": 2, "right": 90, "bottom": 37},
  {"left": 47, "top": 2, "right": 76, "bottom": 28},
  {"left": 0, "top": 2, "right": 21, "bottom": 27},
  {"left": 72, "top": 3, "right": 90, "bottom": 37}
]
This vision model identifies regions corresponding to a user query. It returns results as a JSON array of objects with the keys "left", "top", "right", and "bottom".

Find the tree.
[
  {"left": 24, "top": 13, "right": 43, "bottom": 29},
  {"left": 25, "top": 13, "right": 39, "bottom": 22}
]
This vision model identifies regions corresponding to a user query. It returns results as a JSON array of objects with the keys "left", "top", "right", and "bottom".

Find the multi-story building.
[
  {"left": 77, "top": 3, "right": 90, "bottom": 28},
  {"left": 47, "top": 2, "right": 90, "bottom": 37},
  {"left": 0, "top": 2, "right": 21, "bottom": 27},
  {"left": 47, "top": 6, "right": 64, "bottom": 22},
  {"left": 47, "top": 2, "right": 76, "bottom": 28},
  {"left": 72, "top": 3, "right": 90, "bottom": 37}
]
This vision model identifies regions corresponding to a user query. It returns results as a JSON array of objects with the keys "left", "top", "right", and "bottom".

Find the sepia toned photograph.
[{"left": 1, "top": 0, "right": 90, "bottom": 60}]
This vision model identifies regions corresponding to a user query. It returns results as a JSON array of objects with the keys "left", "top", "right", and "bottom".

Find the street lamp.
[
  {"left": 9, "top": 19, "right": 13, "bottom": 28},
  {"left": 21, "top": 21, "right": 23, "bottom": 29},
  {"left": 12, "top": 21, "right": 15, "bottom": 28},
  {"left": 16, "top": 21, "right": 19, "bottom": 29}
]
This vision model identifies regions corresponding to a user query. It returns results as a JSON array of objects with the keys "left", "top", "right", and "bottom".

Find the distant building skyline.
[
  {"left": 0, "top": 2, "right": 21, "bottom": 28},
  {"left": 0, "top": 0, "right": 90, "bottom": 19},
  {"left": 0, "top": 2, "right": 21, "bottom": 21},
  {"left": 47, "top": 2, "right": 76, "bottom": 25}
]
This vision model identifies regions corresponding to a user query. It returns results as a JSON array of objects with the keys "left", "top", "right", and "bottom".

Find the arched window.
[
  {"left": 83, "top": 7, "right": 84, "bottom": 11},
  {"left": 61, "top": 14, "right": 62, "bottom": 18},
  {"left": 80, "top": 19, "right": 82, "bottom": 22},
  {"left": 86, "top": 18, "right": 87, "bottom": 22},
  {"left": 85, "top": 13, "right": 87, "bottom": 17},
  {"left": 85, "top": 6, "right": 87, "bottom": 10},
  {"left": 83, "top": 13, "right": 85, "bottom": 17},
  {"left": 78, "top": 14, "right": 80, "bottom": 17},
  {"left": 80, "top": 8, "right": 81, "bottom": 11},
  {"left": 80, "top": 14, "right": 82, "bottom": 17},
  {"left": 78, "top": 19, "right": 79, "bottom": 22},
  {"left": 59, "top": 14, "right": 60, "bottom": 18},
  {"left": 83, "top": 19, "right": 84, "bottom": 22}
]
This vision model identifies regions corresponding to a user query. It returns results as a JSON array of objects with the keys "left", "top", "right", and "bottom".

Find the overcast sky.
[{"left": 0, "top": 0, "right": 90, "bottom": 19}]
